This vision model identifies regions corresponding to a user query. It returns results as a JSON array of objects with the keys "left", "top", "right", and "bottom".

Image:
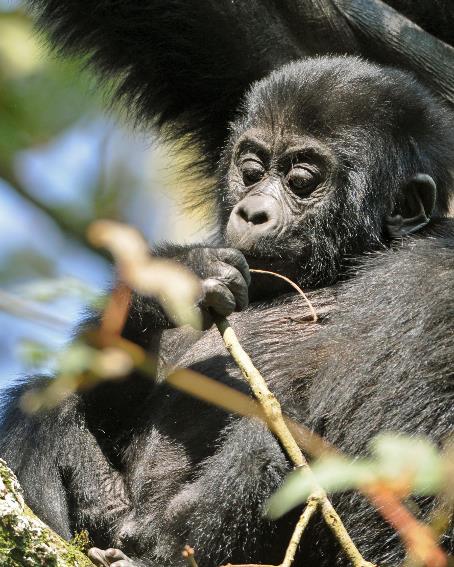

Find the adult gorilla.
[{"left": 26, "top": 0, "right": 454, "bottom": 175}]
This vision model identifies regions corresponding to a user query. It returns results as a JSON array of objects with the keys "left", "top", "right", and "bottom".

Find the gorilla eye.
[
  {"left": 240, "top": 158, "right": 265, "bottom": 186},
  {"left": 287, "top": 165, "right": 319, "bottom": 195}
]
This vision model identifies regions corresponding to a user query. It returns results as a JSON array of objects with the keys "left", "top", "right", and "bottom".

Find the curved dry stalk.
[
  {"left": 214, "top": 315, "right": 375, "bottom": 567},
  {"left": 249, "top": 268, "right": 318, "bottom": 322}
]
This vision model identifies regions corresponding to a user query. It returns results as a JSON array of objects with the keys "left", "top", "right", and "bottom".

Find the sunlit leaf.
[
  {"left": 371, "top": 434, "right": 444, "bottom": 495},
  {"left": 18, "top": 339, "right": 54, "bottom": 369},
  {"left": 0, "top": 17, "right": 44, "bottom": 78},
  {"left": 266, "top": 434, "right": 448, "bottom": 520},
  {"left": 17, "top": 276, "right": 104, "bottom": 309},
  {"left": 266, "top": 457, "right": 374, "bottom": 519},
  {"left": 88, "top": 220, "right": 203, "bottom": 329}
]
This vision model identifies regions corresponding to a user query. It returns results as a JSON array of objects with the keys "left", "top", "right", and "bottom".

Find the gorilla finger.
[
  {"left": 189, "top": 305, "right": 213, "bottom": 331},
  {"left": 200, "top": 307, "right": 214, "bottom": 331},
  {"left": 217, "top": 265, "right": 249, "bottom": 310},
  {"left": 105, "top": 549, "right": 130, "bottom": 562},
  {"left": 202, "top": 279, "right": 236, "bottom": 316},
  {"left": 88, "top": 548, "right": 112, "bottom": 567},
  {"left": 216, "top": 248, "right": 251, "bottom": 285}
]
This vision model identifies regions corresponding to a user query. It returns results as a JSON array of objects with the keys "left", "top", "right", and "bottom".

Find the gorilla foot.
[{"left": 88, "top": 547, "right": 136, "bottom": 567}]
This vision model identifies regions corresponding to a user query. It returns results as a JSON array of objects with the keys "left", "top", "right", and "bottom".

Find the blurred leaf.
[
  {"left": 0, "top": 13, "right": 107, "bottom": 160},
  {"left": 371, "top": 434, "right": 445, "bottom": 495},
  {"left": 88, "top": 220, "right": 203, "bottom": 329},
  {"left": 267, "top": 434, "right": 447, "bottom": 520},
  {"left": 18, "top": 339, "right": 54, "bottom": 370},
  {"left": 266, "top": 458, "right": 375, "bottom": 519},
  {"left": 0, "top": 16, "right": 45, "bottom": 78},
  {"left": 0, "top": 250, "right": 55, "bottom": 283},
  {"left": 56, "top": 342, "right": 98, "bottom": 375},
  {"left": 20, "top": 341, "right": 134, "bottom": 412}
]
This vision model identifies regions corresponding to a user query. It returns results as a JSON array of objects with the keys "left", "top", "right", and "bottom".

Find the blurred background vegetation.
[{"left": 0, "top": 0, "right": 214, "bottom": 385}]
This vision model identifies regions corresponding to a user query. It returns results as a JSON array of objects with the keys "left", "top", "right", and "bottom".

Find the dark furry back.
[
  {"left": 27, "top": 0, "right": 454, "bottom": 175},
  {"left": 28, "top": 0, "right": 302, "bottom": 169}
]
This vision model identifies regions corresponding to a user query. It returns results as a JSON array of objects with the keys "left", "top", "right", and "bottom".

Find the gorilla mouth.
[
  {"left": 240, "top": 239, "right": 311, "bottom": 269},
  {"left": 243, "top": 253, "right": 298, "bottom": 275}
]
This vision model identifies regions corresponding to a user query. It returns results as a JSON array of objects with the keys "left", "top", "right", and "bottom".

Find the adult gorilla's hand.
[
  {"left": 184, "top": 247, "right": 251, "bottom": 329},
  {"left": 88, "top": 547, "right": 136, "bottom": 567}
]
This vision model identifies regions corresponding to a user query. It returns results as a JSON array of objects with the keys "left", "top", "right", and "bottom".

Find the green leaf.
[
  {"left": 266, "top": 434, "right": 446, "bottom": 520},
  {"left": 371, "top": 434, "right": 444, "bottom": 495},
  {"left": 266, "top": 457, "right": 374, "bottom": 519}
]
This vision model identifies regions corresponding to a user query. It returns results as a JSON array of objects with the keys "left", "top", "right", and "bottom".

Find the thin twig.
[
  {"left": 100, "top": 282, "right": 132, "bottom": 336},
  {"left": 249, "top": 269, "right": 318, "bottom": 322},
  {"left": 280, "top": 495, "right": 319, "bottom": 567},
  {"left": 214, "top": 315, "right": 374, "bottom": 567},
  {"left": 366, "top": 487, "right": 448, "bottom": 567}
]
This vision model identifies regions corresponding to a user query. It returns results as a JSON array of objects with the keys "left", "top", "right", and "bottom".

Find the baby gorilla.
[{"left": 1, "top": 57, "right": 454, "bottom": 567}]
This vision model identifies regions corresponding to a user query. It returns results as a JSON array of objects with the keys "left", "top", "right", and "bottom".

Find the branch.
[
  {"left": 214, "top": 315, "right": 374, "bottom": 567},
  {"left": 0, "top": 288, "right": 72, "bottom": 330}
]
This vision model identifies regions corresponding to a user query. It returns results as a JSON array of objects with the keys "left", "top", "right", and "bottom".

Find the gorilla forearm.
[{"left": 27, "top": 0, "right": 294, "bottom": 163}]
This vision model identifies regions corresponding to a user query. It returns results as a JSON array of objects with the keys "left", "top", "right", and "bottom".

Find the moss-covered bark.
[{"left": 0, "top": 459, "right": 94, "bottom": 567}]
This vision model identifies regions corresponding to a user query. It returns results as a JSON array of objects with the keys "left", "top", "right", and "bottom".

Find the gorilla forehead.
[{"left": 238, "top": 56, "right": 440, "bottom": 141}]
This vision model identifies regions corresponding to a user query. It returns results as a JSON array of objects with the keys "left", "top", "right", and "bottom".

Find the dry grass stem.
[
  {"left": 100, "top": 282, "right": 132, "bottom": 336},
  {"left": 280, "top": 496, "right": 319, "bottom": 567},
  {"left": 249, "top": 269, "right": 318, "bottom": 322}
]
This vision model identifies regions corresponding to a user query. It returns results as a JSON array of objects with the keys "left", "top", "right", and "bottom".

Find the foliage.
[{"left": 267, "top": 434, "right": 451, "bottom": 520}]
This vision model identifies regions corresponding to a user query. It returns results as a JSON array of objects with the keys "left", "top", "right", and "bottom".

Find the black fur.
[
  {"left": 25, "top": 0, "right": 454, "bottom": 182},
  {"left": 1, "top": 57, "right": 454, "bottom": 567},
  {"left": 386, "top": 0, "right": 454, "bottom": 45}
]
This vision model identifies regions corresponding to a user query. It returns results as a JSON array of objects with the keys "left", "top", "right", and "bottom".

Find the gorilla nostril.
[
  {"left": 237, "top": 205, "right": 270, "bottom": 225},
  {"left": 249, "top": 210, "right": 269, "bottom": 225},
  {"left": 237, "top": 206, "right": 249, "bottom": 222}
]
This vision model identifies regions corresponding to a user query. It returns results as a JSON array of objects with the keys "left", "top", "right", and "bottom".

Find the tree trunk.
[{"left": 0, "top": 459, "right": 94, "bottom": 567}]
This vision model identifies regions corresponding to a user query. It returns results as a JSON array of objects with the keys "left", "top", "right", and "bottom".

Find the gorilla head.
[{"left": 224, "top": 57, "right": 454, "bottom": 288}]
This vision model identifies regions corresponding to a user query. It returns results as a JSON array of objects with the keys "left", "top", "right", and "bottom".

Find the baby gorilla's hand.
[
  {"left": 185, "top": 247, "right": 251, "bottom": 329},
  {"left": 88, "top": 547, "right": 136, "bottom": 567}
]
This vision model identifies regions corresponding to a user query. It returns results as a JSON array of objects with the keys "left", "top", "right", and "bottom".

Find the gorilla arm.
[{"left": 26, "top": 0, "right": 454, "bottom": 169}]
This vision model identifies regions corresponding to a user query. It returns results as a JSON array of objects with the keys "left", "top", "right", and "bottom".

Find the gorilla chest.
[{"left": 162, "top": 290, "right": 335, "bottom": 416}]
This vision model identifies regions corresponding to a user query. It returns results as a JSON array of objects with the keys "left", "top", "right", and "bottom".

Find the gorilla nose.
[
  {"left": 226, "top": 194, "right": 282, "bottom": 247},
  {"left": 237, "top": 202, "right": 270, "bottom": 226}
]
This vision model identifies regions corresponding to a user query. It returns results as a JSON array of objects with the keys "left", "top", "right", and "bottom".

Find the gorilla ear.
[{"left": 386, "top": 173, "right": 437, "bottom": 238}]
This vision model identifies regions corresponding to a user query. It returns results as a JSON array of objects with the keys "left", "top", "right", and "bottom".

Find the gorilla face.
[
  {"left": 225, "top": 125, "right": 346, "bottom": 286},
  {"left": 223, "top": 57, "right": 453, "bottom": 288}
]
